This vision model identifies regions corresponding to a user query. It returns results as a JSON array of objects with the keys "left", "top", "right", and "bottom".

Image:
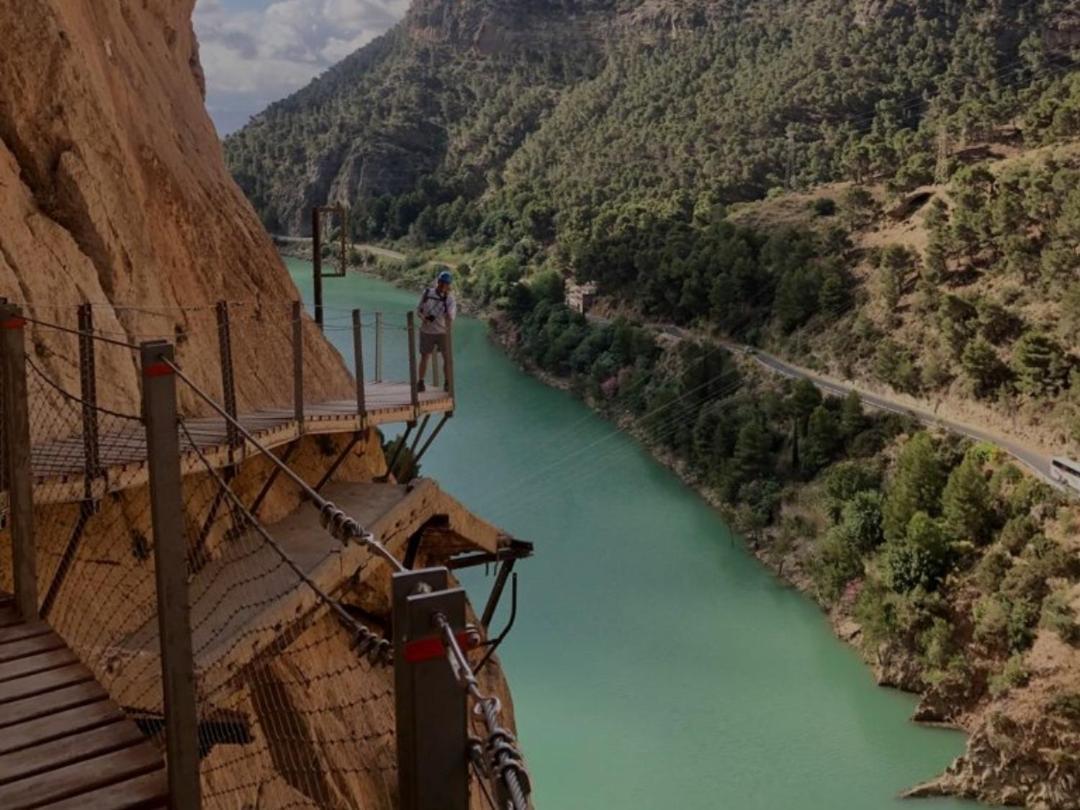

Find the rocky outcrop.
[{"left": 0, "top": 0, "right": 352, "bottom": 414}]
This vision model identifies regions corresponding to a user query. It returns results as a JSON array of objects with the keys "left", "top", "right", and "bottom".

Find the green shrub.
[
  {"left": 823, "top": 461, "right": 881, "bottom": 518},
  {"left": 883, "top": 512, "right": 952, "bottom": 593},
  {"left": 919, "top": 617, "right": 954, "bottom": 670},
  {"left": 1049, "top": 693, "right": 1080, "bottom": 721},
  {"left": 813, "top": 525, "right": 864, "bottom": 604},
  {"left": 998, "top": 515, "right": 1037, "bottom": 555},
  {"left": 813, "top": 197, "right": 837, "bottom": 217},
  {"left": 1041, "top": 590, "right": 1080, "bottom": 644},
  {"left": 839, "top": 491, "right": 885, "bottom": 552},
  {"left": 975, "top": 548, "right": 1013, "bottom": 592},
  {"left": 989, "top": 654, "right": 1030, "bottom": 697},
  {"left": 974, "top": 595, "right": 1010, "bottom": 648}
]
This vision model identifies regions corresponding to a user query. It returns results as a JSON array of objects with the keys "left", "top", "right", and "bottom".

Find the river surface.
[{"left": 288, "top": 258, "right": 978, "bottom": 809}]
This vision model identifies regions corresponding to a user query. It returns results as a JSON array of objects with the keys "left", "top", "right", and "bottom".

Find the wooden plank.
[
  {"left": 0, "top": 633, "right": 66, "bottom": 664},
  {"left": 0, "top": 681, "right": 107, "bottom": 730},
  {"left": 35, "top": 766, "right": 168, "bottom": 810},
  {"left": 0, "top": 700, "right": 123, "bottom": 756},
  {"left": 0, "top": 622, "right": 51, "bottom": 645},
  {"left": 0, "top": 648, "right": 79, "bottom": 684},
  {"left": 0, "top": 739, "right": 163, "bottom": 809},
  {"left": 0, "top": 663, "right": 94, "bottom": 705},
  {"left": 0, "top": 719, "right": 141, "bottom": 785}
]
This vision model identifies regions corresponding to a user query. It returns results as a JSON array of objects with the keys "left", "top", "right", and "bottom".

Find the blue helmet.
[{"left": 437, "top": 270, "right": 453, "bottom": 285}]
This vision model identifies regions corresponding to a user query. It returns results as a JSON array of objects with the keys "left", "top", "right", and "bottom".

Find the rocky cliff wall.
[{"left": 0, "top": 0, "right": 352, "bottom": 412}]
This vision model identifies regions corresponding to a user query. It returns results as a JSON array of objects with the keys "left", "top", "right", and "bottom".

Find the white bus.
[{"left": 1050, "top": 458, "right": 1080, "bottom": 493}]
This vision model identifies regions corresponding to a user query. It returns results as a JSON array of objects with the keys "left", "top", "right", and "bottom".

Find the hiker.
[{"left": 416, "top": 270, "right": 456, "bottom": 391}]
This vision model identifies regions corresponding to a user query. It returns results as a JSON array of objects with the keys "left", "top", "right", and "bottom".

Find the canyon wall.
[{"left": 0, "top": 0, "right": 351, "bottom": 413}]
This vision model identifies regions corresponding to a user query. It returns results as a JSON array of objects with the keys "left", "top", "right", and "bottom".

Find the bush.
[
  {"left": 974, "top": 595, "right": 1010, "bottom": 648},
  {"left": 989, "top": 654, "right": 1030, "bottom": 697},
  {"left": 1041, "top": 590, "right": 1080, "bottom": 644},
  {"left": 1049, "top": 693, "right": 1080, "bottom": 721},
  {"left": 813, "top": 197, "right": 837, "bottom": 217},
  {"left": 823, "top": 461, "right": 881, "bottom": 517},
  {"left": 975, "top": 548, "right": 1012, "bottom": 592},
  {"left": 919, "top": 617, "right": 955, "bottom": 670},
  {"left": 883, "top": 512, "right": 952, "bottom": 593},
  {"left": 813, "top": 525, "right": 864, "bottom": 604},
  {"left": 839, "top": 491, "right": 885, "bottom": 552},
  {"left": 999, "top": 515, "right": 1037, "bottom": 555}
]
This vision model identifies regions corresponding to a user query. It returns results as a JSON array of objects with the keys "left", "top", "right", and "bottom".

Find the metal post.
[
  {"left": 393, "top": 568, "right": 469, "bottom": 810},
  {"left": 140, "top": 341, "right": 201, "bottom": 810},
  {"left": 445, "top": 323, "right": 455, "bottom": 402},
  {"left": 340, "top": 204, "right": 348, "bottom": 275},
  {"left": 292, "top": 301, "right": 304, "bottom": 432},
  {"left": 216, "top": 301, "right": 239, "bottom": 456},
  {"left": 313, "top": 207, "right": 324, "bottom": 329},
  {"left": 77, "top": 303, "right": 100, "bottom": 504},
  {"left": 352, "top": 309, "right": 366, "bottom": 415},
  {"left": 375, "top": 312, "right": 384, "bottom": 383},
  {"left": 0, "top": 304, "right": 36, "bottom": 619},
  {"left": 407, "top": 312, "right": 419, "bottom": 411}
]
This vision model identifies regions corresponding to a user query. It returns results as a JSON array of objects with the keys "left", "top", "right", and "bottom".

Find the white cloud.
[{"left": 194, "top": 0, "right": 410, "bottom": 134}]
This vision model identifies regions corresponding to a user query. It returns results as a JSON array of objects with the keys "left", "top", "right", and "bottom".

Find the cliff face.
[{"left": 0, "top": 0, "right": 351, "bottom": 411}]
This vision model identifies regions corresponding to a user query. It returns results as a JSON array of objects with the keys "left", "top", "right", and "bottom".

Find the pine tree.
[
  {"left": 734, "top": 418, "right": 773, "bottom": 482},
  {"left": 961, "top": 337, "right": 1007, "bottom": 398},
  {"left": 802, "top": 405, "right": 841, "bottom": 474},
  {"left": 883, "top": 432, "right": 945, "bottom": 543},
  {"left": 1013, "top": 332, "right": 1067, "bottom": 396},
  {"left": 840, "top": 390, "right": 865, "bottom": 439},
  {"left": 942, "top": 455, "right": 993, "bottom": 544}
]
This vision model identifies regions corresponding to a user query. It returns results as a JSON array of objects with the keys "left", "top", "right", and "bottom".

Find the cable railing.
[{"left": 0, "top": 298, "right": 530, "bottom": 809}]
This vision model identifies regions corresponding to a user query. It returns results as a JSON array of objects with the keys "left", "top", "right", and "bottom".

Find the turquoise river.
[{"left": 288, "top": 258, "right": 978, "bottom": 809}]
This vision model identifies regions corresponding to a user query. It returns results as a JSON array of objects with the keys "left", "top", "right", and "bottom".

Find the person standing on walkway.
[{"left": 416, "top": 270, "right": 456, "bottom": 391}]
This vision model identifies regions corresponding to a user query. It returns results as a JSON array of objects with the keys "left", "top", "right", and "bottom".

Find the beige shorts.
[{"left": 420, "top": 332, "right": 447, "bottom": 355}]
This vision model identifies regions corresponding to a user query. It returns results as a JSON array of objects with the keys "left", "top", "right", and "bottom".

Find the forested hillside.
[
  {"left": 227, "top": 0, "right": 1080, "bottom": 238},
  {"left": 228, "top": 0, "right": 1080, "bottom": 451}
]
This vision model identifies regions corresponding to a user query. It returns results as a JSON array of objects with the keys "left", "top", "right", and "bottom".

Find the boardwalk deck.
[
  {"left": 104, "top": 479, "right": 504, "bottom": 710},
  {"left": 0, "top": 602, "right": 167, "bottom": 810},
  {"left": 28, "top": 384, "right": 454, "bottom": 504}
]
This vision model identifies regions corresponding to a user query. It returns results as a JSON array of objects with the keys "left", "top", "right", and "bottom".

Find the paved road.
[
  {"left": 718, "top": 340, "right": 1070, "bottom": 493},
  {"left": 271, "top": 235, "right": 407, "bottom": 262}
]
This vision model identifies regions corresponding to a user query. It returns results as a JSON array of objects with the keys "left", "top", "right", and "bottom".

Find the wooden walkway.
[
  {"left": 29, "top": 384, "right": 454, "bottom": 505},
  {"left": 0, "top": 600, "right": 167, "bottom": 809},
  {"left": 105, "top": 479, "right": 505, "bottom": 709}
]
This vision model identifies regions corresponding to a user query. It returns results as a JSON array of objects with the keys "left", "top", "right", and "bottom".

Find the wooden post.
[
  {"left": 375, "top": 312, "right": 384, "bottom": 383},
  {"left": 312, "top": 207, "right": 324, "bottom": 329},
  {"left": 393, "top": 568, "right": 469, "bottom": 810},
  {"left": 407, "top": 312, "right": 419, "bottom": 412},
  {"left": 0, "top": 304, "right": 37, "bottom": 619},
  {"left": 352, "top": 309, "right": 366, "bottom": 415},
  {"left": 140, "top": 341, "right": 201, "bottom": 810},
  {"left": 77, "top": 304, "right": 101, "bottom": 503},
  {"left": 292, "top": 301, "right": 304, "bottom": 433},
  {"left": 216, "top": 301, "right": 239, "bottom": 456}
]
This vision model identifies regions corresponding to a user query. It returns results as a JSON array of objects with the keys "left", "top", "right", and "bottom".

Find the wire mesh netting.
[{"left": 0, "top": 300, "right": 517, "bottom": 809}]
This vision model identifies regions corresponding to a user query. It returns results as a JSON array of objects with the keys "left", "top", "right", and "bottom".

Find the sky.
[{"left": 194, "top": 0, "right": 410, "bottom": 136}]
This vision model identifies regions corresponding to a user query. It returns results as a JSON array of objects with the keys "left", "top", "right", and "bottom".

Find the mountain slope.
[{"left": 227, "top": 0, "right": 1080, "bottom": 239}]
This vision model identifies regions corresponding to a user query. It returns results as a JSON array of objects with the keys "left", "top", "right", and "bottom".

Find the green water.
[{"left": 290, "top": 259, "right": 978, "bottom": 809}]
